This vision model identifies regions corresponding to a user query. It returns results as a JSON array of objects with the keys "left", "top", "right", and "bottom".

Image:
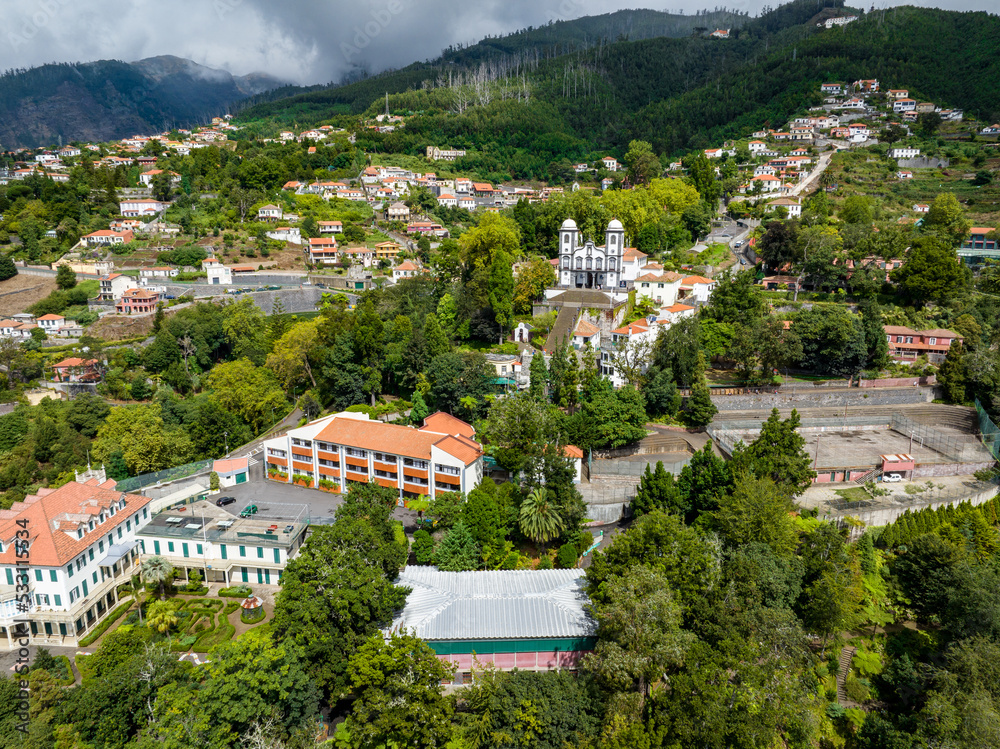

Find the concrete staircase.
[
  {"left": 836, "top": 645, "right": 858, "bottom": 707},
  {"left": 545, "top": 306, "right": 579, "bottom": 354}
]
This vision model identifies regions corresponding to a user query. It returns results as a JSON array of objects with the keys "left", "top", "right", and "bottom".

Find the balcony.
[{"left": 291, "top": 446, "right": 313, "bottom": 459}]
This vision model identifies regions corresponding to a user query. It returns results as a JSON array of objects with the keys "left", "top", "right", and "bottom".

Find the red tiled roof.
[
  {"left": 574, "top": 320, "right": 600, "bottom": 337},
  {"left": 433, "top": 434, "right": 482, "bottom": 466},
  {"left": 52, "top": 357, "right": 97, "bottom": 369},
  {"left": 562, "top": 445, "right": 584, "bottom": 459},
  {"left": 0, "top": 481, "right": 151, "bottom": 567},
  {"left": 421, "top": 412, "right": 476, "bottom": 440}
]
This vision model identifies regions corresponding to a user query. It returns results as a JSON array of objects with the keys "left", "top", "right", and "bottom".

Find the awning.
[{"left": 98, "top": 542, "right": 137, "bottom": 567}]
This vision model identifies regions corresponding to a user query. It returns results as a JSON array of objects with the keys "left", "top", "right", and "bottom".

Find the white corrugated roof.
[{"left": 391, "top": 568, "right": 595, "bottom": 641}]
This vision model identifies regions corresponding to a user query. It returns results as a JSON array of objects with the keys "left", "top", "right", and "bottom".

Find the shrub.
[
  {"left": 412, "top": 529, "right": 436, "bottom": 564},
  {"left": 209, "top": 472, "right": 220, "bottom": 491},
  {"left": 555, "top": 543, "right": 579, "bottom": 569},
  {"left": 240, "top": 606, "right": 266, "bottom": 624},
  {"left": 219, "top": 585, "right": 252, "bottom": 598},
  {"left": 845, "top": 674, "right": 871, "bottom": 703},
  {"left": 79, "top": 602, "right": 133, "bottom": 646},
  {"left": 537, "top": 554, "right": 554, "bottom": 570}
]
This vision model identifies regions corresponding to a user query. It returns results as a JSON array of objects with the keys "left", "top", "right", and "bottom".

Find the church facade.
[{"left": 557, "top": 218, "right": 625, "bottom": 289}]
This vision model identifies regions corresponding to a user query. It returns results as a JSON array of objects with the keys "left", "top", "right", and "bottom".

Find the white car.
[
  {"left": 734, "top": 240, "right": 744, "bottom": 247},
  {"left": 882, "top": 473, "right": 903, "bottom": 483}
]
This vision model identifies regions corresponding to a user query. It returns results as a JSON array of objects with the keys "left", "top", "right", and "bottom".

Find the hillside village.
[{"left": 1, "top": 2, "right": 1000, "bottom": 747}]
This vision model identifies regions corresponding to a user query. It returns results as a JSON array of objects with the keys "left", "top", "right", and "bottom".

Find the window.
[
  {"left": 435, "top": 464, "right": 460, "bottom": 476},
  {"left": 406, "top": 476, "right": 429, "bottom": 486},
  {"left": 221, "top": 544, "right": 227, "bottom": 560},
  {"left": 268, "top": 448, "right": 288, "bottom": 458},
  {"left": 575, "top": 258, "right": 582, "bottom": 269},
  {"left": 67, "top": 564, "right": 74, "bottom": 578},
  {"left": 274, "top": 548, "right": 281, "bottom": 563},
  {"left": 182, "top": 543, "right": 189, "bottom": 558},
  {"left": 374, "top": 469, "right": 397, "bottom": 479},
  {"left": 319, "top": 458, "right": 339, "bottom": 467},
  {"left": 92, "top": 572, "right": 98, "bottom": 584},
  {"left": 345, "top": 447, "right": 367, "bottom": 458},
  {"left": 316, "top": 441, "right": 333, "bottom": 452},
  {"left": 291, "top": 438, "right": 313, "bottom": 448},
  {"left": 257, "top": 547, "right": 264, "bottom": 559},
  {"left": 905, "top": 337, "right": 913, "bottom": 344},
  {"left": 167, "top": 542, "right": 174, "bottom": 553},
  {"left": 88, "top": 549, "right": 94, "bottom": 561},
  {"left": 54, "top": 595, "right": 61, "bottom": 606},
  {"left": 98, "top": 540, "right": 104, "bottom": 553},
  {"left": 35, "top": 570, "right": 42, "bottom": 582},
  {"left": 117, "top": 527, "right": 123, "bottom": 539},
  {"left": 196, "top": 544, "right": 203, "bottom": 555},
  {"left": 895, "top": 336, "right": 903, "bottom": 343},
  {"left": 403, "top": 458, "right": 428, "bottom": 469},
  {"left": 239, "top": 546, "right": 246, "bottom": 557},
  {"left": 153, "top": 540, "right": 160, "bottom": 554},
  {"left": 126, "top": 519, "right": 131, "bottom": 531},
  {"left": 4, "top": 569, "right": 12, "bottom": 585},
  {"left": 50, "top": 570, "right": 57, "bottom": 582},
  {"left": 373, "top": 452, "right": 394, "bottom": 463},
  {"left": 929, "top": 337, "right": 936, "bottom": 345},
  {"left": 142, "top": 508, "right": 148, "bottom": 519},
  {"left": 69, "top": 590, "right": 76, "bottom": 604},
  {"left": 82, "top": 580, "right": 88, "bottom": 596}
]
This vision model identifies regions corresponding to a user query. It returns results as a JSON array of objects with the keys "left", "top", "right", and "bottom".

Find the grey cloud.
[{"left": 1, "top": 0, "right": 996, "bottom": 86}]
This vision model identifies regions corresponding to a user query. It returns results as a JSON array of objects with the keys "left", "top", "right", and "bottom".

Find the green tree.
[
  {"left": 353, "top": 298, "right": 385, "bottom": 406},
  {"left": 92, "top": 404, "right": 195, "bottom": 475},
  {"left": 55, "top": 264, "right": 77, "bottom": 290},
  {"left": 710, "top": 474, "right": 799, "bottom": 557},
  {"left": 923, "top": 192, "right": 970, "bottom": 244},
  {"left": 422, "top": 313, "right": 451, "bottom": 359},
  {"left": 631, "top": 461, "right": 683, "bottom": 517},
  {"left": 730, "top": 408, "right": 816, "bottom": 493},
  {"left": 937, "top": 340, "right": 966, "bottom": 404},
  {"left": 513, "top": 256, "right": 556, "bottom": 314},
  {"left": 584, "top": 567, "right": 692, "bottom": 712},
  {"left": 222, "top": 296, "right": 268, "bottom": 365},
  {"left": 581, "top": 380, "right": 647, "bottom": 449},
  {"left": 140, "top": 555, "right": 173, "bottom": 599},
  {"left": 892, "top": 235, "right": 968, "bottom": 306},
  {"left": 205, "top": 359, "right": 287, "bottom": 434},
  {"left": 145, "top": 600, "right": 179, "bottom": 633},
  {"left": 519, "top": 486, "right": 565, "bottom": 548},
  {"left": 266, "top": 319, "right": 321, "bottom": 390},
  {"left": 625, "top": 139, "right": 662, "bottom": 185},
  {"left": 488, "top": 250, "right": 515, "bottom": 339},
  {"left": 860, "top": 301, "right": 890, "bottom": 371},
  {"left": 345, "top": 631, "right": 454, "bottom": 749},
  {"left": 479, "top": 391, "right": 558, "bottom": 473},
  {"left": 459, "top": 212, "right": 521, "bottom": 270},
  {"left": 677, "top": 443, "right": 733, "bottom": 523},
  {"left": 0, "top": 253, "right": 17, "bottom": 282},
  {"left": 434, "top": 522, "right": 481, "bottom": 571},
  {"left": 529, "top": 353, "right": 549, "bottom": 402},
  {"left": 685, "top": 352, "right": 717, "bottom": 426}
]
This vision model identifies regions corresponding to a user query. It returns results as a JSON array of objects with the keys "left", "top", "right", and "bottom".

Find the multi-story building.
[
  {"left": 306, "top": 237, "right": 339, "bottom": 266},
  {"left": 884, "top": 326, "right": 962, "bottom": 364},
  {"left": 84, "top": 230, "right": 134, "bottom": 246},
  {"left": 557, "top": 218, "right": 625, "bottom": 290},
  {"left": 119, "top": 199, "right": 168, "bottom": 217},
  {"left": 263, "top": 411, "right": 483, "bottom": 505},
  {"left": 0, "top": 478, "right": 152, "bottom": 649},
  {"left": 962, "top": 227, "right": 998, "bottom": 253},
  {"left": 136, "top": 501, "right": 307, "bottom": 586},
  {"left": 116, "top": 288, "right": 160, "bottom": 314}
]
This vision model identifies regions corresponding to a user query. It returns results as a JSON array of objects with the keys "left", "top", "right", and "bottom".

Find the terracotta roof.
[
  {"left": 682, "top": 275, "right": 714, "bottom": 285},
  {"left": 574, "top": 320, "right": 600, "bottom": 337},
  {"left": 662, "top": 303, "right": 695, "bottom": 313},
  {"left": 213, "top": 458, "right": 249, "bottom": 474},
  {"left": 622, "top": 248, "right": 648, "bottom": 261},
  {"left": 969, "top": 227, "right": 996, "bottom": 234},
  {"left": 395, "top": 261, "right": 419, "bottom": 271},
  {"left": 37, "top": 314, "right": 65, "bottom": 321},
  {"left": 0, "top": 480, "right": 151, "bottom": 568},
  {"left": 433, "top": 434, "right": 482, "bottom": 466},
  {"left": 919, "top": 328, "right": 959, "bottom": 338},
  {"left": 562, "top": 445, "right": 584, "bottom": 459},
  {"left": 883, "top": 325, "right": 919, "bottom": 336},
  {"left": 52, "top": 357, "right": 97, "bottom": 369},
  {"left": 421, "top": 412, "right": 476, "bottom": 440},
  {"left": 612, "top": 320, "right": 650, "bottom": 336}
]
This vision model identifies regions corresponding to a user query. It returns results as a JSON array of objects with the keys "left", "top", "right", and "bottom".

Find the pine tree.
[
  {"left": 0, "top": 253, "right": 17, "bottom": 282},
  {"left": 685, "top": 353, "right": 717, "bottom": 426},
  {"left": 937, "top": 340, "right": 966, "bottom": 404},
  {"left": 528, "top": 353, "right": 549, "bottom": 402}
]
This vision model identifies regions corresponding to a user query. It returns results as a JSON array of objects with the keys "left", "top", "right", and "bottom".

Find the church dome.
[
  {"left": 561, "top": 218, "right": 578, "bottom": 231},
  {"left": 607, "top": 219, "right": 624, "bottom": 231}
]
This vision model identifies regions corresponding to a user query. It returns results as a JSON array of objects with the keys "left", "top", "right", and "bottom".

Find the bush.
[
  {"left": 219, "top": 585, "right": 252, "bottom": 598},
  {"left": 412, "top": 529, "right": 436, "bottom": 564},
  {"left": 209, "top": 471, "right": 220, "bottom": 491},
  {"left": 79, "top": 601, "right": 133, "bottom": 646},
  {"left": 845, "top": 674, "right": 871, "bottom": 703},
  {"left": 0, "top": 253, "right": 17, "bottom": 282},
  {"left": 555, "top": 543, "right": 579, "bottom": 569},
  {"left": 240, "top": 606, "right": 266, "bottom": 624},
  {"left": 538, "top": 554, "right": 554, "bottom": 570}
]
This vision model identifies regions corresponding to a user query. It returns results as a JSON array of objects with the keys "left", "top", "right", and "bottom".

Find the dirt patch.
[
  {"left": 0, "top": 275, "right": 58, "bottom": 317},
  {"left": 88, "top": 313, "right": 155, "bottom": 341}
]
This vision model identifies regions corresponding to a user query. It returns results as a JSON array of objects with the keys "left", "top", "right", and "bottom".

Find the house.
[
  {"left": 980, "top": 124, "right": 1000, "bottom": 135},
  {"left": 138, "top": 169, "right": 180, "bottom": 187},
  {"left": 98, "top": 273, "right": 137, "bottom": 301},
  {"left": 307, "top": 237, "right": 339, "bottom": 266},
  {"left": 855, "top": 79, "right": 879, "bottom": 93},
  {"left": 963, "top": 227, "right": 998, "bottom": 253},
  {"left": 890, "top": 147, "right": 921, "bottom": 159},
  {"left": 884, "top": 326, "right": 962, "bottom": 364},
  {"left": 746, "top": 174, "right": 783, "bottom": 192},
  {"left": 257, "top": 205, "right": 283, "bottom": 221},
  {"left": 426, "top": 146, "right": 467, "bottom": 161},
  {"left": 262, "top": 410, "right": 483, "bottom": 504},
  {"left": 266, "top": 226, "right": 302, "bottom": 244},
  {"left": 601, "top": 177, "right": 615, "bottom": 191},
  {"left": 138, "top": 267, "right": 178, "bottom": 285},
  {"left": 472, "top": 182, "right": 494, "bottom": 197},
  {"left": 620, "top": 247, "right": 650, "bottom": 282},
  {"left": 392, "top": 260, "right": 421, "bottom": 283},
  {"left": 119, "top": 199, "right": 168, "bottom": 217},
  {"left": 896, "top": 170, "right": 913, "bottom": 180},
  {"left": 820, "top": 83, "right": 842, "bottom": 94},
  {"left": 336, "top": 188, "right": 365, "bottom": 201},
  {"left": 386, "top": 202, "right": 410, "bottom": 221},
  {"left": 0, "top": 319, "right": 36, "bottom": 340},
  {"left": 913, "top": 203, "right": 930, "bottom": 213},
  {"left": 822, "top": 15, "right": 858, "bottom": 27},
  {"left": 390, "top": 568, "right": 595, "bottom": 679},
  {"left": 406, "top": 221, "right": 448, "bottom": 237},
  {"left": 887, "top": 89, "right": 909, "bottom": 100},
  {"left": 679, "top": 275, "right": 717, "bottom": 304},
  {"left": 916, "top": 102, "right": 935, "bottom": 114},
  {"left": 36, "top": 314, "right": 65, "bottom": 333},
  {"left": 374, "top": 242, "right": 403, "bottom": 261},
  {"left": 709, "top": 28, "right": 730, "bottom": 38},
  {"left": 206, "top": 263, "right": 232, "bottom": 285},
  {"left": 602, "top": 157, "right": 618, "bottom": 172},
  {"left": 893, "top": 98, "right": 917, "bottom": 113},
  {"left": 116, "top": 288, "right": 160, "bottom": 315},
  {"left": 51, "top": 358, "right": 101, "bottom": 382},
  {"left": 767, "top": 197, "right": 803, "bottom": 219},
  {"left": 789, "top": 127, "right": 814, "bottom": 142},
  {"left": 212, "top": 457, "right": 250, "bottom": 488},
  {"left": 634, "top": 271, "right": 683, "bottom": 306},
  {"left": 602, "top": 317, "right": 661, "bottom": 387},
  {"left": 455, "top": 178, "right": 473, "bottom": 193},
  {"left": 436, "top": 193, "right": 457, "bottom": 208},
  {"left": 0, "top": 479, "right": 154, "bottom": 648},
  {"left": 748, "top": 140, "right": 768, "bottom": 154},
  {"left": 761, "top": 275, "right": 802, "bottom": 291},
  {"left": 571, "top": 319, "right": 600, "bottom": 350},
  {"left": 574, "top": 163, "right": 590, "bottom": 173},
  {"left": 83, "top": 230, "right": 134, "bottom": 247},
  {"left": 658, "top": 303, "right": 696, "bottom": 324},
  {"left": 137, "top": 500, "right": 307, "bottom": 586},
  {"left": 318, "top": 221, "right": 343, "bottom": 234}
]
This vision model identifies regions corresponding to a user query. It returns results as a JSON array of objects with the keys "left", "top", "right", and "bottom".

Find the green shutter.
[
  {"left": 54, "top": 595, "right": 61, "bottom": 606},
  {"left": 257, "top": 547, "right": 263, "bottom": 559},
  {"left": 153, "top": 540, "right": 160, "bottom": 554},
  {"left": 196, "top": 544, "right": 203, "bottom": 555},
  {"left": 221, "top": 544, "right": 227, "bottom": 560},
  {"left": 167, "top": 542, "right": 174, "bottom": 553},
  {"left": 239, "top": 546, "right": 246, "bottom": 557},
  {"left": 82, "top": 580, "right": 88, "bottom": 596},
  {"left": 273, "top": 548, "right": 280, "bottom": 564},
  {"left": 4, "top": 569, "right": 12, "bottom": 586},
  {"left": 182, "top": 543, "right": 189, "bottom": 558},
  {"left": 50, "top": 570, "right": 57, "bottom": 582},
  {"left": 35, "top": 570, "right": 42, "bottom": 582},
  {"left": 241, "top": 567, "right": 248, "bottom": 583}
]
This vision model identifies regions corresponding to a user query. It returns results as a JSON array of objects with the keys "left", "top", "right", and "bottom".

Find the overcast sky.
[{"left": 2, "top": 0, "right": 996, "bottom": 85}]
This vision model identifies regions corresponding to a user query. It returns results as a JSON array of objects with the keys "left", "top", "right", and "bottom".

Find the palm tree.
[
  {"left": 519, "top": 486, "right": 565, "bottom": 549},
  {"left": 121, "top": 574, "right": 145, "bottom": 624},
  {"left": 145, "top": 600, "right": 178, "bottom": 634},
  {"left": 140, "top": 556, "right": 173, "bottom": 600}
]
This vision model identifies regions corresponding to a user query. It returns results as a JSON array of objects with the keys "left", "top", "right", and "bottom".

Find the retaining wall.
[
  {"left": 913, "top": 461, "right": 995, "bottom": 479},
  {"left": 829, "top": 483, "right": 998, "bottom": 534},
  {"left": 709, "top": 387, "right": 933, "bottom": 411}
]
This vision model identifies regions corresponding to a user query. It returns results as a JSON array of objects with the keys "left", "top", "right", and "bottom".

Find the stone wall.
[
  {"left": 913, "top": 461, "right": 995, "bottom": 479},
  {"left": 829, "top": 483, "right": 998, "bottom": 536},
  {"left": 708, "top": 386, "right": 933, "bottom": 411}
]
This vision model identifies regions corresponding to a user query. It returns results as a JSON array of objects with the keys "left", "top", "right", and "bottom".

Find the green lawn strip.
[{"left": 78, "top": 601, "right": 133, "bottom": 647}]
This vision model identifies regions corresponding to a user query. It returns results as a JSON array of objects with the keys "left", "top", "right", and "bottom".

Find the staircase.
[
  {"left": 836, "top": 645, "right": 858, "bottom": 706},
  {"left": 853, "top": 467, "right": 882, "bottom": 485},
  {"left": 545, "top": 306, "right": 579, "bottom": 354}
]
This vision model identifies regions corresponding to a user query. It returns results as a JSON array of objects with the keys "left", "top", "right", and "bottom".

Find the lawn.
[{"left": 833, "top": 487, "right": 871, "bottom": 502}]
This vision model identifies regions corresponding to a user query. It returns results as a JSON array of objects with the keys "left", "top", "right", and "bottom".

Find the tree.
[
  {"left": 684, "top": 352, "right": 717, "bottom": 426},
  {"left": 434, "top": 522, "right": 481, "bottom": 571},
  {"left": 677, "top": 443, "right": 733, "bottom": 523},
  {"left": 519, "top": 486, "right": 565, "bottom": 547},
  {"left": 608, "top": 335, "right": 654, "bottom": 388},
  {"left": 222, "top": 296, "right": 268, "bottom": 365},
  {"left": 923, "top": 192, "right": 970, "bottom": 245},
  {"left": 581, "top": 380, "right": 648, "bottom": 449},
  {"left": 422, "top": 313, "right": 451, "bottom": 359},
  {"left": 625, "top": 139, "right": 662, "bottom": 185},
  {"left": 266, "top": 319, "right": 320, "bottom": 390},
  {"left": 891, "top": 533, "right": 962, "bottom": 621},
  {"left": 840, "top": 195, "right": 874, "bottom": 225},
  {"left": 0, "top": 253, "right": 16, "bottom": 282},
  {"left": 478, "top": 391, "right": 557, "bottom": 473},
  {"left": 892, "top": 235, "right": 968, "bottom": 306},
  {"left": 92, "top": 404, "right": 195, "bottom": 475},
  {"left": 938, "top": 340, "right": 966, "bottom": 404},
  {"left": 529, "top": 352, "right": 549, "bottom": 401},
  {"left": 206, "top": 359, "right": 287, "bottom": 434},
  {"left": 793, "top": 307, "right": 868, "bottom": 377},
  {"left": 710, "top": 474, "right": 799, "bottom": 557},
  {"left": 631, "top": 461, "right": 683, "bottom": 517},
  {"left": 55, "top": 264, "right": 77, "bottom": 290},
  {"left": 917, "top": 112, "right": 943, "bottom": 137},
  {"left": 514, "top": 256, "right": 556, "bottom": 314},
  {"left": 345, "top": 632, "right": 454, "bottom": 749},
  {"left": 702, "top": 270, "right": 765, "bottom": 326},
  {"left": 642, "top": 365, "right": 680, "bottom": 417},
  {"left": 584, "top": 567, "right": 692, "bottom": 713},
  {"left": 488, "top": 250, "right": 515, "bottom": 339},
  {"left": 141, "top": 556, "right": 173, "bottom": 599},
  {"left": 730, "top": 409, "right": 816, "bottom": 493},
  {"left": 458, "top": 212, "right": 521, "bottom": 270},
  {"left": 353, "top": 298, "right": 385, "bottom": 406},
  {"left": 860, "top": 301, "right": 890, "bottom": 371},
  {"left": 145, "top": 600, "right": 179, "bottom": 633}
]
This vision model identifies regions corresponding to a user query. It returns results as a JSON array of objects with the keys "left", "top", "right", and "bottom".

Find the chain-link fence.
[
  {"left": 589, "top": 457, "right": 690, "bottom": 478},
  {"left": 976, "top": 399, "right": 1000, "bottom": 461},
  {"left": 116, "top": 459, "right": 214, "bottom": 494},
  {"left": 823, "top": 478, "right": 1000, "bottom": 517},
  {"left": 889, "top": 413, "right": 988, "bottom": 463}
]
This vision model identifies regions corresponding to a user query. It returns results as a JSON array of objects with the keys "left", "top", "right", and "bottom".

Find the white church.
[{"left": 557, "top": 218, "right": 626, "bottom": 290}]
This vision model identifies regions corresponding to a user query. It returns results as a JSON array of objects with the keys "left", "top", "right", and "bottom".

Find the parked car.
[
  {"left": 734, "top": 240, "right": 744, "bottom": 247},
  {"left": 239, "top": 504, "right": 259, "bottom": 517},
  {"left": 216, "top": 496, "right": 236, "bottom": 507},
  {"left": 882, "top": 473, "right": 903, "bottom": 483}
]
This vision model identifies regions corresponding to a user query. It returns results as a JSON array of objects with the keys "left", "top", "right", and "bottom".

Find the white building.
[
  {"left": 602, "top": 157, "right": 619, "bottom": 172},
  {"left": 98, "top": 273, "right": 137, "bottom": 301},
  {"left": 679, "top": 275, "right": 718, "bottom": 304},
  {"left": 266, "top": 226, "right": 302, "bottom": 244},
  {"left": 426, "top": 146, "right": 467, "bottom": 161},
  {"left": 207, "top": 263, "right": 233, "bottom": 285},
  {"left": 318, "top": 221, "right": 343, "bottom": 234},
  {"left": 620, "top": 247, "right": 650, "bottom": 282},
  {"left": 767, "top": 197, "right": 803, "bottom": 219},
  {"left": 601, "top": 317, "right": 661, "bottom": 388},
  {"left": 893, "top": 99, "right": 917, "bottom": 113},
  {"left": 263, "top": 411, "right": 484, "bottom": 505},
  {"left": 634, "top": 271, "right": 683, "bottom": 306},
  {"left": 392, "top": 260, "right": 421, "bottom": 283},
  {"left": 557, "top": 218, "right": 625, "bottom": 290},
  {"left": 119, "top": 199, "right": 168, "bottom": 217},
  {"left": 890, "top": 147, "right": 921, "bottom": 159},
  {"left": 821, "top": 15, "right": 858, "bottom": 28},
  {"left": 257, "top": 205, "right": 283, "bottom": 221},
  {"left": 571, "top": 319, "right": 600, "bottom": 350},
  {"left": 36, "top": 314, "right": 66, "bottom": 333},
  {"left": 0, "top": 479, "right": 153, "bottom": 648}
]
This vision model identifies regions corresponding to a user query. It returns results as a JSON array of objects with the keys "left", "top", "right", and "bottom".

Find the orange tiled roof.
[
  {"left": 0, "top": 481, "right": 151, "bottom": 568},
  {"left": 421, "top": 412, "right": 475, "bottom": 440},
  {"left": 433, "top": 434, "right": 482, "bottom": 466},
  {"left": 574, "top": 320, "right": 600, "bottom": 337}
]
